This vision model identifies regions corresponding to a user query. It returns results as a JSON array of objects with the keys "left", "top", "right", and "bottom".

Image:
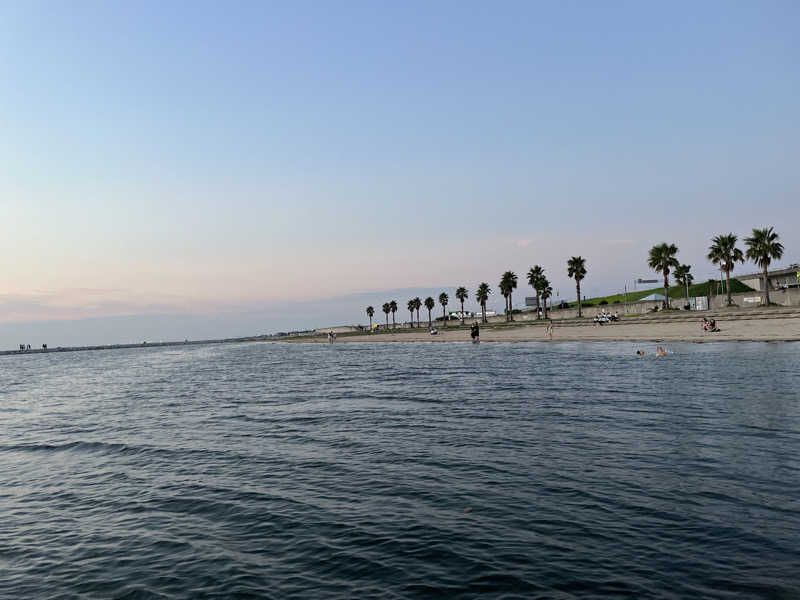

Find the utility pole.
[{"left": 624, "top": 284, "right": 628, "bottom": 314}]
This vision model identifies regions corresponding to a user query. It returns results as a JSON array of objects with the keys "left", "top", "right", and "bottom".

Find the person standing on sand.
[{"left": 546, "top": 320, "right": 553, "bottom": 340}]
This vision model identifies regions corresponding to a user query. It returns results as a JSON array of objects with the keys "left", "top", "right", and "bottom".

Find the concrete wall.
[
  {"left": 317, "top": 325, "right": 364, "bottom": 334},
  {"left": 737, "top": 274, "right": 763, "bottom": 291},
  {"left": 710, "top": 288, "right": 800, "bottom": 308},
  {"left": 737, "top": 272, "right": 799, "bottom": 293},
  {"left": 513, "top": 289, "right": 800, "bottom": 319}
]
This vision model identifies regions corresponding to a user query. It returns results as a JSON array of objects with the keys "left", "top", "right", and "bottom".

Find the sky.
[{"left": 1, "top": 0, "right": 799, "bottom": 347}]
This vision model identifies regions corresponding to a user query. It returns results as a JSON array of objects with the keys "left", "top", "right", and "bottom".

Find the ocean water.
[{"left": 1, "top": 341, "right": 799, "bottom": 599}]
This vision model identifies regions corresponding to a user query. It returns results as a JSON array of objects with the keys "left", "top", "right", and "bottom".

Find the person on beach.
[
  {"left": 546, "top": 320, "right": 553, "bottom": 340},
  {"left": 470, "top": 322, "right": 480, "bottom": 343}
]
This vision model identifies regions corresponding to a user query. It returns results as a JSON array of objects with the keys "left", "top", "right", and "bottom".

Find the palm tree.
[
  {"left": 424, "top": 297, "right": 435, "bottom": 328},
  {"left": 540, "top": 280, "right": 553, "bottom": 319},
  {"left": 567, "top": 256, "right": 587, "bottom": 317},
  {"left": 389, "top": 300, "right": 397, "bottom": 329},
  {"left": 499, "top": 271, "right": 518, "bottom": 321},
  {"left": 708, "top": 233, "right": 745, "bottom": 307},
  {"left": 745, "top": 227, "right": 784, "bottom": 306},
  {"left": 475, "top": 283, "right": 491, "bottom": 323},
  {"left": 499, "top": 277, "right": 510, "bottom": 321},
  {"left": 413, "top": 297, "right": 422, "bottom": 327},
  {"left": 527, "top": 265, "right": 544, "bottom": 318},
  {"left": 382, "top": 302, "right": 390, "bottom": 329},
  {"left": 366, "top": 305, "right": 374, "bottom": 330},
  {"left": 647, "top": 243, "right": 679, "bottom": 309},
  {"left": 509, "top": 271, "right": 518, "bottom": 319},
  {"left": 438, "top": 292, "right": 449, "bottom": 326},
  {"left": 455, "top": 287, "right": 468, "bottom": 324},
  {"left": 674, "top": 264, "right": 694, "bottom": 308},
  {"left": 407, "top": 299, "right": 415, "bottom": 328}
]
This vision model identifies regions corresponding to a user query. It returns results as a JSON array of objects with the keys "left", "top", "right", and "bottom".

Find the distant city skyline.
[{"left": 1, "top": 1, "right": 798, "bottom": 346}]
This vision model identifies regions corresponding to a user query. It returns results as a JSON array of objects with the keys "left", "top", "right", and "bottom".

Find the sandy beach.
[{"left": 300, "top": 313, "right": 800, "bottom": 343}]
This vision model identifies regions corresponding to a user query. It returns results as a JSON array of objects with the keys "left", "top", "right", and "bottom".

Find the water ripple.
[{"left": 1, "top": 341, "right": 799, "bottom": 598}]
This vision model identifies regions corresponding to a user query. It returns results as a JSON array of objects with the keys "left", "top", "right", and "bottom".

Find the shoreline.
[
  {"left": 4, "top": 312, "right": 798, "bottom": 356},
  {"left": 295, "top": 338, "right": 800, "bottom": 344},
  {"left": 291, "top": 313, "right": 800, "bottom": 344}
]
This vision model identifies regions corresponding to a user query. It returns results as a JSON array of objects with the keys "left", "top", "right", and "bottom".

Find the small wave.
[{"left": 0, "top": 440, "right": 162, "bottom": 458}]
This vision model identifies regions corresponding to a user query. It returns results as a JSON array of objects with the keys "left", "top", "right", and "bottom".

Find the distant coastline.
[{"left": 0, "top": 336, "right": 268, "bottom": 358}]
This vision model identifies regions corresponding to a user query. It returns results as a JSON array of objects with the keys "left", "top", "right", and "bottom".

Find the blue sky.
[{"left": 1, "top": 1, "right": 798, "bottom": 345}]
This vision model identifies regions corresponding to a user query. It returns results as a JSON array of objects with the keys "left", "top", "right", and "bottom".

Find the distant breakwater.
[{"left": 0, "top": 336, "right": 268, "bottom": 358}]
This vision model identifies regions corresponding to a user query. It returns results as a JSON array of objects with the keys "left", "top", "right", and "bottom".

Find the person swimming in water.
[{"left": 656, "top": 346, "right": 667, "bottom": 357}]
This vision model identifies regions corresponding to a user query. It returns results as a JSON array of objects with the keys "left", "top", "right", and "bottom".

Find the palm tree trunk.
[
  {"left": 763, "top": 265, "right": 770, "bottom": 305},
  {"left": 726, "top": 268, "right": 732, "bottom": 306},
  {"left": 461, "top": 300, "right": 465, "bottom": 325},
  {"left": 664, "top": 272, "right": 670, "bottom": 309},
  {"left": 427, "top": 310, "right": 432, "bottom": 328},
  {"left": 543, "top": 298, "right": 548, "bottom": 319},
  {"left": 576, "top": 282, "right": 582, "bottom": 317},
  {"left": 369, "top": 317, "right": 372, "bottom": 330},
  {"left": 392, "top": 313, "right": 395, "bottom": 329},
  {"left": 409, "top": 311, "right": 414, "bottom": 328},
  {"left": 443, "top": 306, "right": 447, "bottom": 326},
  {"left": 509, "top": 293, "right": 513, "bottom": 321},
  {"left": 535, "top": 292, "right": 540, "bottom": 319},
  {"left": 385, "top": 315, "right": 389, "bottom": 328},
  {"left": 482, "top": 303, "right": 487, "bottom": 323}
]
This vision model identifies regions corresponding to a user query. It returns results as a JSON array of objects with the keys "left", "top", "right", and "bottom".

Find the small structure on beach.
[
  {"left": 737, "top": 267, "right": 800, "bottom": 292},
  {"left": 638, "top": 293, "right": 666, "bottom": 304}
]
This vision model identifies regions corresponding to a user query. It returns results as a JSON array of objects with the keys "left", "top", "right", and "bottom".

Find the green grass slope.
[{"left": 569, "top": 278, "right": 754, "bottom": 307}]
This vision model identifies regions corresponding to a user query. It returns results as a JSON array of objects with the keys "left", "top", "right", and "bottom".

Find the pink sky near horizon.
[
  {"left": 4, "top": 228, "right": 776, "bottom": 325},
  {"left": 2, "top": 1, "right": 798, "bottom": 332}
]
